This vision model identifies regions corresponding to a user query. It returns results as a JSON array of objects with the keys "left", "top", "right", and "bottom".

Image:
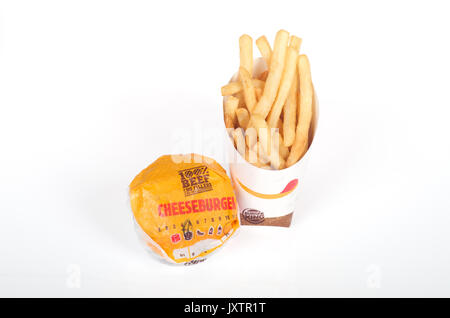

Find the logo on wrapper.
[
  {"left": 178, "top": 165, "right": 213, "bottom": 197},
  {"left": 241, "top": 208, "right": 265, "bottom": 224}
]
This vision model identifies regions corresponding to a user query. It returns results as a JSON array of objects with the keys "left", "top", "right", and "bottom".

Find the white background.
[{"left": 1, "top": 0, "right": 450, "bottom": 297}]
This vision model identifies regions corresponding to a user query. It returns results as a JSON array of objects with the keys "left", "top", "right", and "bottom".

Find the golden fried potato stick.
[
  {"left": 249, "top": 142, "right": 269, "bottom": 168},
  {"left": 222, "top": 81, "right": 243, "bottom": 96},
  {"left": 239, "top": 34, "right": 253, "bottom": 75},
  {"left": 256, "top": 35, "right": 272, "bottom": 69},
  {"left": 271, "top": 154, "right": 285, "bottom": 170},
  {"left": 233, "top": 127, "right": 246, "bottom": 158},
  {"left": 286, "top": 55, "right": 313, "bottom": 167},
  {"left": 239, "top": 67, "right": 257, "bottom": 113},
  {"left": 277, "top": 132, "right": 290, "bottom": 159},
  {"left": 288, "top": 35, "right": 301, "bottom": 123},
  {"left": 289, "top": 35, "right": 302, "bottom": 52},
  {"left": 254, "top": 141, "right": 270, "bottom": 165},
  {"left": 234, "top": 91, "right": 246, "bottom": 108},
  {"left": 224, "top": 95, "right": 239, "bottom": 127},
  {"left": 259, "top": 70, "right": 268, "bottom": 81},
  {"left": 255, "top": 87, "right": 263, "bottom": 101},
  {"left": 221, "top": 79, "right": 265, "bottom": 96},
  {"left": 224, "top": 115, "right": 234, "bottom": 129},
  {"left": 267, "top": 47, "right": 298, "bottom": 128},
  {"left": 245, "top": 145, "right": 258, "bottom": 165},
  {"left": 247, "top": 122, "right": 289, "bottom": 169},
  {"left": 276, "top": 118, "right": 283, "bottom": 137},
  {"left": 235, "top": 130, "right": 259, "bottom": 167},
  {"left": 283, "top": 69, "right": 298, "bottom": 147},
  {"left": 269, "top": 131, "right": 286, "bottom": 170},
  {"left": 247, "top": 114, "right": 270, "bottom": 153},
  {"left": 244, "top": 126, "right": 258, "bottom": 149},
  {"left": 252, "top": 79, "right": 266, "bottom": 89},
  {"left": 256, "top": 132, "right": 285, "bottom": 169},
  {"left": 253, "top": 29, "right": 289, "bottom": 118},
  {"left": 234, "top": 129, "right": 259, "bottom": 167},
  {"left": 236, "top": 108, "right": 250, "bottom": 128}
]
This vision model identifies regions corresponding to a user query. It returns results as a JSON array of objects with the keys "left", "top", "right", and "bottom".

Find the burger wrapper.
[{"left": 129, "top": 154, "right": 240, "bottom": 265}]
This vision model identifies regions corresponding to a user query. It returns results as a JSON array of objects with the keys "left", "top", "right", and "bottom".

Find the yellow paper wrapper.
[{"left": 129, "top": 154, "right": 240, "bottom": 265}]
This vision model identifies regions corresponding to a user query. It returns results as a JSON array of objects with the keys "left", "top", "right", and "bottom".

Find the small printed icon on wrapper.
[
  {"left": 196, "top": 229, "right": 205, "bottom": 236},
  {"left": 208, "top": 226, "right": 214, "bottom": 235},
  {"left": 181, "top": 219, "right": 193, "bottom": 241},
  {"left": 171, "top": 233, "right": 181, "bottom": 244},
  {"left": 217, "top": 224, "right": 222, "bottom": 235}
]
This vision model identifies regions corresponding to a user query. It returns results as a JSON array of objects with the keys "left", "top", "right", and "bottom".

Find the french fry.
[
  {"left": 255, "top": 87, "right": 263, "bottom": 101},
  {"left": 267, "top": 47, "right": 298, "bottom": 128},
  {"left": 224, "top": 95, "right": 239, "bottom": 127},
  {"left": 224, "top": 115, "right": 234, "bottom": 129},
  {"left": 221, "top": 79, "right": 265, "bottom": 96},
  {"left": 221, "top": 81, "right": 242, "bottom": 96},
  {"left": 286, "top": 55, "right": 313, "bottom": 167},
  {"left": 239, "top": 34, "right": 253, "bottom": 75},
  {"left": 254, "top": 141, "right": 270, "bottom": 165},
  {"left": 269, "top": 131, "right": 286, "bottom": 170},
  {"left": 239, "top": 67, "right": 257, "bottom": 113},
  {"left": 289, "top": 36, "right": 302, "bottom": 128},
  {"left": 245, "top": 145, "right": 258, "bottom": 165},
  {"left": 276, "top": 132, "right": 290, "bottom": 159},
  {"left": 276, "top": 118, "right": 284, "bottom": 137},
  {"left": 233, "top": 128, "right": 246, "bottom": 157},
  {"left": 235, "top": 129, "right": 258, "bottom": 167},
  {"left": 244, "top": 126, "right": 258, "bottom": 149},
  {"left": 250, "top": 149, "right": 273, "bottom": 169},
  {"left": 248, "top": 115, "right": 269, "bottom": 133},
  {"left": 236, "top": 108, "right": 250, "bottom": 128},
  {"left": 247, "top": 114, "right": 270, "bottom": 153},
  {"left": 258, "top": 134, "right": 285, "bottom": 169},
  {"left": 271, "top": 152, "right": 285, "bottom": 170},
  {"left": 283, "top": 69, "right": 298, "bottom": 147},
  {"left": 254, "top": 79, "right": 265, "bottom": 89},
  {"left": 253, "top": 29, "right": 290, "bottom": 118},
  {"left": 259, "top": 70, "right": 268, "bottom": 81},
  {"left": 289, "top": 35, "right": 302, "bottom": 52},
  {"left": 234, "top": 91, "right": 246, "bottom": 108},
  {"left": 256, "top": 35, "right": 272, "bottom": 69}
]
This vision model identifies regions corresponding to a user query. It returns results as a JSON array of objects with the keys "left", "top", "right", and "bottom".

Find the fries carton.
[{"left": 225, "top": 58, "right": 318, "bottom": 227}]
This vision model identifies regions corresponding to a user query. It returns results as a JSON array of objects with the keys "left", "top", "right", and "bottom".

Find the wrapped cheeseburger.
[{"left": 129, "top": 154, "right": 240, "bottom": 265}]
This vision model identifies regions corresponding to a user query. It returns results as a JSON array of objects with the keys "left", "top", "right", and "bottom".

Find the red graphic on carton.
[{"left": 281, "top": 179, "right": 298, "bottom": 193}]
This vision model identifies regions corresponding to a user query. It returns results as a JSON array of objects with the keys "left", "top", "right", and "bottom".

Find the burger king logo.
[{"left": 241, "top": 208, "right": 265, "bottom": 224}]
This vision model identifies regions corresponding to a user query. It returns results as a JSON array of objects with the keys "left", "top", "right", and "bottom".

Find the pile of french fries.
[{"left": 222, "top": 29, "right": 313, "bottom": 170}]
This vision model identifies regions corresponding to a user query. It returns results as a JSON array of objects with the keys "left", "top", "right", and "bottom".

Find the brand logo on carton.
[{"left": 242, "top": 208, "right": 265, "bottom": 224}]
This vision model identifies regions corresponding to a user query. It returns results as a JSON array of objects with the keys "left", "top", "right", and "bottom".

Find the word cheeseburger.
[{"left": 158, "top": 196, "right": 236, "bottom": 217}]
